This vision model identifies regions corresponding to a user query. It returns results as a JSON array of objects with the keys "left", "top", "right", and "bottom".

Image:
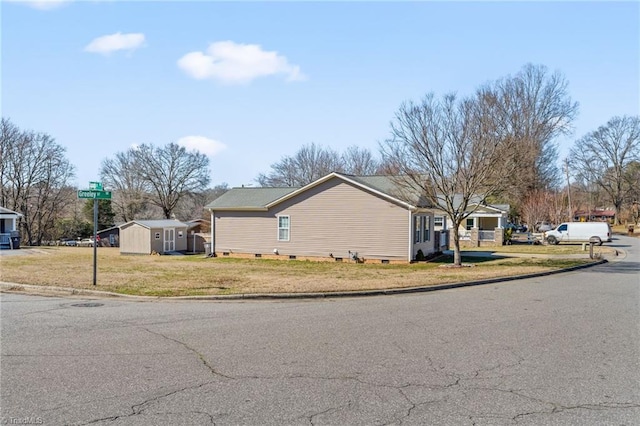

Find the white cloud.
[
  {"left": 177, "top": 136, "right": 227, "bottom": 157},
  {"left": 177, "top": 41, "right": 307, "bottom": 85},
  {"left": 6, "top": 0, "right": 72, "bottom": 10},
  {"left": 84, "top": 32, "right": 145, "bottom": 55}
]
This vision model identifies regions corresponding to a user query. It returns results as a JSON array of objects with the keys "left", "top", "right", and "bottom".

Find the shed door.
[{"left": 164, "top": 228, "right": 175, "bottom": 252}]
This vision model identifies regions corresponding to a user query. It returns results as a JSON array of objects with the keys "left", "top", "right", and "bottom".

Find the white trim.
[
  {"left": 408, "top": 210, "right": 412, "bottom": 261},
  {"left": 277, "top": 215, "right": 290, "bottom": 242}
]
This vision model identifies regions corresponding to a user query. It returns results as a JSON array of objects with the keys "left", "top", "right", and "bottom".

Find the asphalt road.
[{"left": 1, "top": 236, "right": 639, "bottom": 425}]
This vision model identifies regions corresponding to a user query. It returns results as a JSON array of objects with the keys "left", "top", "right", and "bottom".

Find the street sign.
[
  {"left": 77, "top": 190, "right": 112, "bottom": 199},
  {"left": 89, "top": 181, "right": 103, "bottom": 190}
]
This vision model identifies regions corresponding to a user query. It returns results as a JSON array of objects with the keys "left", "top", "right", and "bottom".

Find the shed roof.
[{"left": 119, "top": 219, "right": 189, "bottom": 230}]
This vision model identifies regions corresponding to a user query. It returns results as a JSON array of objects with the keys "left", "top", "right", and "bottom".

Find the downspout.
[{"left": 210, "top": 209, "right": 215, "bottom": 256}]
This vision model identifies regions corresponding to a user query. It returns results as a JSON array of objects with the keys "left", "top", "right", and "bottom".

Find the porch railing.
[{"left": 0, "top": 233, "right": 10, "bottom": 245}]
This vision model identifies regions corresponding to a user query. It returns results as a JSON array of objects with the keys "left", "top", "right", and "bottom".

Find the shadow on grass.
[{"left": 429, "top": 255, "right": 499, "bottom": 265}]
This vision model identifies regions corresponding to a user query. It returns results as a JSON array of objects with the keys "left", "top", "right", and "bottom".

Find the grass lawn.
[
  {"left": 0, "top": 246, "right": 596, "bottom": 297},
  {"left": 463, "top": 242, "right": 618, "bottom": 255}
]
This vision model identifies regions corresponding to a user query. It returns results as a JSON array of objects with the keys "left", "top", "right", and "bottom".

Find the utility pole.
[{"left": 564, "top": 158, "right": 572, "bottom": 221}]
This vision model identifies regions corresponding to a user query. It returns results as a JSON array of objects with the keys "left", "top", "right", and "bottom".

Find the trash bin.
[
  {"left": 9, "top": 231, "right": 20, "bottom": 249},
  {"left": 203, "top": 242, "right": 212, "bottom": 256}
]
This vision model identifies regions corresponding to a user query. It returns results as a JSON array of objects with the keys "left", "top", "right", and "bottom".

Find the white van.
[{"left": 545, "top": 222, "right": 612, "bottom": 245}]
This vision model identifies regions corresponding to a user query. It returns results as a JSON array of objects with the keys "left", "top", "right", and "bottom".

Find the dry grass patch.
[
  {"left": 464, "top": 243, "right": 617, "bottom": 255},
  {"left": 0, "top": 247, "right": 594, "bottom": 296}
]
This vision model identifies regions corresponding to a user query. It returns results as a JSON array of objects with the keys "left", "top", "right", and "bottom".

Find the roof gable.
[
  {"left": 119, "top": 219, "right": 189, "bottom": 230},
  {"left": 265, "top": 172, "right": 416, "bottom": 209},
  {"left": 0, "top": 207, "right": 22, "bottom": 217}
]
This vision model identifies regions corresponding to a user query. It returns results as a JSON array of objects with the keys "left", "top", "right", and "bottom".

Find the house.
[
  {"left": 185, "top": 219, "right": 211, "bottom": 253},
  {"left": 431, "top": 197, "right": 509, "bottom": 247},
  {"left": 0, "top": 207, "right": 22, "bottom": 249},
  {"left": 96, "top": 225, "right": 120, "bottom": 247},
  {"left": 573, "top": 209, "right": 615, "bottom": 223},
  {"left": 119, "top": 219, "right": 189, "bottom": 255},
  {"left": 204, "top": 172, "right": 439, "bottom": 263}
]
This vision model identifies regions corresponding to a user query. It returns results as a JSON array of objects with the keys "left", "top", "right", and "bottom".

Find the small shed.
[{"left": 119, "top": 219, "right": 189, "bottom": 255}]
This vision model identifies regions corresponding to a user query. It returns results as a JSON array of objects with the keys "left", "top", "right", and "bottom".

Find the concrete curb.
[{"left": 0, "top": 258, "right": 609, "bottom": 301}]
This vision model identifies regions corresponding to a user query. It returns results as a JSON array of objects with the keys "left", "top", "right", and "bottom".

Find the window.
[
  {"left": 423, "top": 216, "right": 430, "bottom": 242},
  {"left": 558, "top": 224, "right": 567, "bottom": 232},
  {"left": 278, "top": 215, "right": 290, "bottom": 241},
  {"left": 466, "top": 218, "right": 475, "bottom": 230},
  {"left": 414, "top": 216, "right": 421, "bottom": 243},
  {"left": 434, "top": 216, "right": 444, "bottom": 228}
]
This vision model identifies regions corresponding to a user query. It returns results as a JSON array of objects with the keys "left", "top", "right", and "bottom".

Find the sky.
[{"left": 2, "top": 0, "right": 639, "bottom": 190}]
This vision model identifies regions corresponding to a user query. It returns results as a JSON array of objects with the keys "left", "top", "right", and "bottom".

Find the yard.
[{"left": 0, "top": 246, "right": 597, "bottom": 297}]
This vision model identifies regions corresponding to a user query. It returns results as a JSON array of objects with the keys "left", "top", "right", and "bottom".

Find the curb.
[{"left": 0, "top": 258, "right": 609, "bottom": 301}]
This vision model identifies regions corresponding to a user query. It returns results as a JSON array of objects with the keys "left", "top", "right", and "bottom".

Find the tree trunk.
[{"left": 452, "top": 226, "right": 462, "bottom": 266}]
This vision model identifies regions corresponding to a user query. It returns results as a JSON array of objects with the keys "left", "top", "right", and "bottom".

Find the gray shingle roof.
[{"left": 205, "top": 187, "right": 299, "bottom": 210}]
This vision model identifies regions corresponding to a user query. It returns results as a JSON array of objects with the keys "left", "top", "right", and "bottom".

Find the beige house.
[
  {"left": 433, "top": 201, "right": 509, "bottom": 248},
  {"left": 119, "top": 219, "right": 189, "bottom": 255},
  {"left": 205, "top": 173, "right": 439, "bottom": 263}
]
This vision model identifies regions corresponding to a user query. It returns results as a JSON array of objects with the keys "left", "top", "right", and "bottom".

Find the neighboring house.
[
  {"left": 0, "top": 207, "right": 22, "bottom": 249},
  {"left": 573, "top": 209, "right": 615, "bottom": 223},
  {"left": 185, "top": 219, "right": 211, "bottom": 253},
  {"left": 432, "top": 198, "right": 509, "bottom": 247},
  {"left": 119, "top": 219, "right": 189, "bottom": 255},
  {"left": 97, "top": 225, "right": 121, "bottom": 247},
  {"left": 205, "top": 172, "right": 439, "bottom": 263}
]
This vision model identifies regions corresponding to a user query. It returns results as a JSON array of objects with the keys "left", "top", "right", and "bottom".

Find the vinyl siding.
[
  {"left": 213, "top": 178, "right": 411, "bottom": 260},
  {"left": 120, "top": 224, "right": 188, "bottom": 254},
  {"left": 120, "top": 224, "right": 151, "bottom": 254}
]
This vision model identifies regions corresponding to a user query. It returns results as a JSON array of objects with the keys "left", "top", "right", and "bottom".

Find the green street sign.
[
  {"left": 89, "top": 181, "right": 103, "bottom": 190},
  {"left": 78, "top": 190, "right": 112, "bottom": 199}
]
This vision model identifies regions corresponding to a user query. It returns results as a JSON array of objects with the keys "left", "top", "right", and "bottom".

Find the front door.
[{"left": 164, "top": 228, "right": 175, "bottom": 252}]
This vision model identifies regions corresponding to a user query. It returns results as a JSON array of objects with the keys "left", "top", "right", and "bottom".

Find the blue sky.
[{"left": 2, "top": 1, "right": 639, "bottom": 189}]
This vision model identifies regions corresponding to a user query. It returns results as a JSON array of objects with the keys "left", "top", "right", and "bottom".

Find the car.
[
  {"left": 61, "top": 239, "right": 77, "bottom": 246},
  {"left": 536, "top": 222, "right": 553, "bottom": 232},
  {"left": 79, "top": 238, "right": 95, "bottom": 247}
]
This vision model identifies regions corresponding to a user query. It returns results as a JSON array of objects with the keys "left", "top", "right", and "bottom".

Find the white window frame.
[
  {"left": 414, "top": 215, "right": 421, "bottom": 243},
  {"left": 466, "top": 218, "right": 475, "bottom": 230},
  {"left": 422, "top": 216, "right": 430, "bottom": 242},
  {"left": 434, "top": 216, "right": 444, "bottom": 228},
  {"left": 277, "top": 215, "right": 290, "bottom": 241}
]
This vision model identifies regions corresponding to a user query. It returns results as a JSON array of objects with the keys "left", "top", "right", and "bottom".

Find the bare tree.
[
  {"left": 0, "top": 118, "right": 75, "bottom": 245},
  {"left": 257, "top": 143, "right": 384, "bottom": 187},
  {"left": 132, "top": 143, "right": 211, "bottom": 219},
  {"left": 172, "top": 183, "right": 229, "bottom": 221},
  {"left": 570, "top": 116, "right": 640, "bottom": 224},
  {"left": 381, "top": 92, "right": 518, "bottom": 266},
  {"left": 484, "top": 64, "right": 579, "bottom": 204},
  {"left": 100, "top": 150, "right": 150, "bottom": 223},
  {"left": 341, "top": 145, "right": 380, "bottom": 175},
  {"left": 257, "top": 143, "right": 344, "bottom": 187}
]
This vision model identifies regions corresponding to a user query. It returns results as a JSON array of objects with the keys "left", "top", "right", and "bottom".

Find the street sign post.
[
  {"left": 77, "top": 183, "right": 111, "bottom": 286},
  {"left": 77, "top": 190, "right": 112, "bottom": 199}
]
